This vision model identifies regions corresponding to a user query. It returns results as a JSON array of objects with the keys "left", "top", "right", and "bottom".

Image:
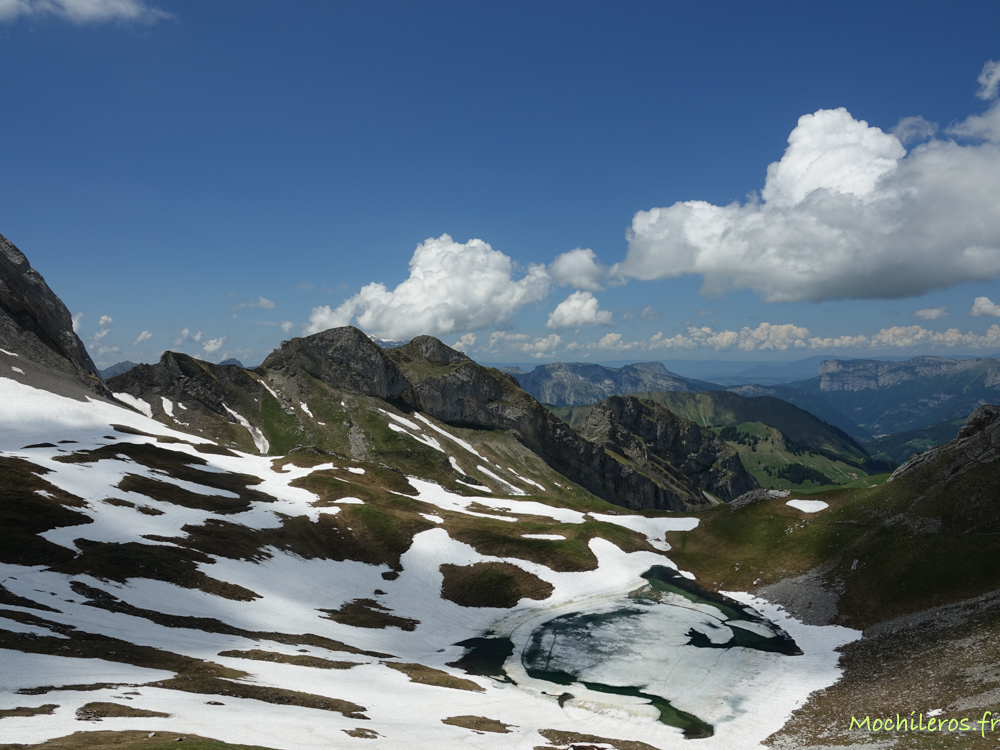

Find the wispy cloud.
[
  {"left": 174, "top": 328, "right": 202, "bottom": 346},
  {"left": 913, "top": 307, "right": 948, "bottom": 320},
  {"left": 0, "top": 0, "right": 172, "bottom": 24},
  {"left": 233, "top": 296, "right": 276, "bottom": 310},
  {"left": 134, "top": 330, "right": 153, "bottom": 344}
]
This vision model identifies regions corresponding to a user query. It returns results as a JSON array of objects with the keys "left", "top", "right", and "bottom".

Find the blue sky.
[{"left": 2, "top": 1, "right": 1000, "bottom": 368}]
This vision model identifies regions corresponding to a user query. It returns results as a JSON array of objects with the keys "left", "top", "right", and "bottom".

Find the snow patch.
[
  {"left": 113, "top": 392, "right": 153, "bottom": 419},
  {"left": 160, "top": 397, "right": 174, "bottom": 417},
  {"left": 477, "top": 465, "right": 525, "bottom": 495},
  {"left": 414, "top": 413, "right": 484, "bottom": 458},
  {"left": 223, "top": 404, "right": 270, "bottom": 454},
  {"left": 299, "top": 402, "right": 313, "bottom": 418},
  {"left": 589, "top": 513, "right": 699, "bottom": 552},
  {"left": 786, "top": 499, "right": 829, "bottom": 513}
]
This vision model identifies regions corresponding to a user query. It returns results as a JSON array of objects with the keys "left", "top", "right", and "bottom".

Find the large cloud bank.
[
  {"left": 306, "top": 235, "right": 550, "bottom": 340},
  {"left": 579, "top": 321, "right": 1000, "bottom": 355},
  {"left": 616, "top": 77, "right": 1000, "bottom": 302}
]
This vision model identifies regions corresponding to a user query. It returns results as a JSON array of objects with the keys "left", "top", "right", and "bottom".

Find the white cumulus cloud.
[
  {"left": 202, "top": 337, "right": 225, "bottom": 355},
  {"left": 0, "top": 0, "right": 171, "bottom": 23},
  {"left": 71, "top": 312, "right": 83, "bottom": 333},
  {"left": 452, "top": 333, "right": 476, "bottom": 352},
  {"left": 971, "top": 296, "right": 1000, "bottom": 317},
  {"left": 616, "top": 80, "right": 1000, "bottom": 303},
  {"left": 134, "top": 330, "right": 153, "bottom": 344},
  {"left": 306, "top": 234, "right": 550, "bottom": 340},
  {"left": 549, "top": 247, "right": 606, "bottom": 291},
  {"left": 546, "top": 291, "right": 613, "bottom": 328},
  {"left": 913, "top": 307, "right": 948, "bottom": 320}
]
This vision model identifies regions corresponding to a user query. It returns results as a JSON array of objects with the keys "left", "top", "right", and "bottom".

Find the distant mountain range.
[
  {"left": 512, "top": 361, "right": 718, "bottom": 406},
  {"left": 517, "top": 355, "right": 1000, "bottom": 450}
]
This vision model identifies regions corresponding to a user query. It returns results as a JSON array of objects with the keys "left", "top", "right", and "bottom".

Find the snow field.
[{"left": 0, "top": 376, "right": 861, "bottom": 749}]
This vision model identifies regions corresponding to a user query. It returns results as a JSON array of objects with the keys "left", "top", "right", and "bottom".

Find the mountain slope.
[
  {"left": 0, "top": 233, "right": 110, "bottom": 400},
  {"left": 549, "top": 390, "right": 880, "bottom": 490},
  {"left": 862, "top": 418, "right": 965, "bottom": 464},
  {"left": 110, "top": 330, "right": 735, "bottom": 511},
  {"left": 513, "top": 361, "right": 720, "bottom": 406}
]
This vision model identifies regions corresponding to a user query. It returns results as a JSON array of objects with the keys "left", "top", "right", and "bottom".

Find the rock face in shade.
[
  {"left": 0, "top": 232, "right": 111, "bottom": 399},
  {"left": 578, "top": 396, "right": 758, "bottom": 503}
]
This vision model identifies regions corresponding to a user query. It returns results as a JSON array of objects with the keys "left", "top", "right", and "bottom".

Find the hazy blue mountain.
[
  {"left": 514, "top": 361, "right": 720, "bottom": 406},
  {"left": 786, "top": 356, "right": 1000, "bottom": 436}
]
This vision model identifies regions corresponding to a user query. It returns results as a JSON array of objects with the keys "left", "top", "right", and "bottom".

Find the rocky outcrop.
[
  {"left": 108, "top": 352, "right": 265, "bottom": 419},
  {"left": 514, "top": 361, "right": 718, "bottom": 406},
  {"left": 0, "top": 233, "right": 110, "bottom": 398},
  {"left": 579, "top": 396, "right": 758, "bottom": 502},
  {"left": 261, "top": 327, "right": 409, "bottom": 400},
  {"left": 890, "top": 404, "right": 1000, "bottom": 483}
]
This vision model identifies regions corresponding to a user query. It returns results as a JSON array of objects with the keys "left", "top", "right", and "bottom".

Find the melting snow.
[
  {"left": 786, "top": 500, "right": 830, "bottom": 513},
  {"left": 161, "top": 397, "right": 174, "bottom": 417},
  {"left": 521, "top": 534, "right": 566, "bottom": 540},
  {"left": 0, "top": 376, "right": 861, "bottom": 750},
  {"left": 414, "top": 413, "right": 485, "bottom": 459},
  {"left": 223, "top": 403, "right": 270, "bottom": 454},
  {"left": 387, "top": 422, "right": 444, "bottom": 452},
  {"left": 299, "top": 402, "right": 313, "bottom": 418},
  {"left": 477, "top": 465, "right": 525, "bottom": 495},
  {"left": 113, "top": 392, "right": 153, "bottom": 419},
  {"left": 0, "top": 347, "right": 18, "bottom": 356}
]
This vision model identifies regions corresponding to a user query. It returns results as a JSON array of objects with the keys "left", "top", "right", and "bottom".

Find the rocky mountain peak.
[
  {"left": 0, "top": 232, "right": 110, "bottom": 399},
  {"left": 404, "top": 335, "right": 472, "bottom": 366},
  {"left": 263, "top": 326, "right": 408, "bottom": 399}
]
